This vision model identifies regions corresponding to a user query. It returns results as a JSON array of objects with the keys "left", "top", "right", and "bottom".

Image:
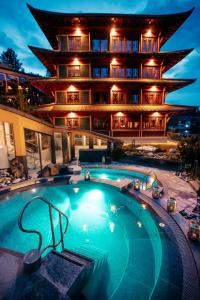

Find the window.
[
  {"left": 92, "top": 39, "right": 108, "bottom": 51},
  {"left": 57, "top": 92, "right": 66, "bottom": 104},
  {"left": 127, "top": 93, "right": 139, "bottom": 104},
  {"left": 111, "top": 37, "right": 124, "bottom": 52},
  {"left": 112, "top": 91, "right": 125, "bottom": 104},
  {"left": 142, "top": 37, "right": 157, "bottom": 52},
  {"left": 55, "top": 118, "right": 65, "bottom": 126},
  {"left": 68, "top": 65, "right": 80, "bottom": 77},
  {"left": 58, "top": 65, "right": 67, "bottom": 78},
  {"left": 113, "top": 117, "right": 139, "bottom": 130},
  {"left": 67, "top": 92, "right": 79, "bottom": 103},
  {"left": 126, "top": 40, "right": 139, "bottom": 52},
  {"left": 112, "top": 66, "right": 138, "bottom": 78},
  {"left": 66, "top": 118, "right": 79, "bottom": 129},
  {"left": 93, "top": 67, "right": 108, "bottom": 78},
  {"left": 143, "top": 92, "right": 162, "bottom": 104},
  {"left": 93, "top": 92, "right": 109, "bottom": 104},
  {"left": 68, "top": 36, "right": 81, "bottom": 51},
  {"left": 143, "top": 67, "right": 160, "bottom": 79},
  {"left": 143, "top": 117, "right": 164, "bottom": 129}
]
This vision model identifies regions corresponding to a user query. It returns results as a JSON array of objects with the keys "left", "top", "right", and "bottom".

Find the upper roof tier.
[
  {"left": 29, "top": 46, "right": 193, "bottom": 76},
  {"left": 27, "top": 4, "right": 194, "bottom": 50}
]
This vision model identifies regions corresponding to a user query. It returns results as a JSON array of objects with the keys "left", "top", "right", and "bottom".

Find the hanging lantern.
[
  {"left": 188, "top": 219, "right": 200, "bottom": 241},
  {"left": 167, "top": 197, "right": 177, "bottom": 213}
]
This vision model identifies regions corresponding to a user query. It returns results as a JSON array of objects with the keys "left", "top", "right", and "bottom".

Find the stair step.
[{"left": 61, "top": 248, "right": 93, "bottom": 267}]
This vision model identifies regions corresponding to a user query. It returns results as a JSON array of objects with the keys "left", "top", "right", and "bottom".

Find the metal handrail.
[{"left": 18, "top": 195, "right": 69, "bottom": 255}]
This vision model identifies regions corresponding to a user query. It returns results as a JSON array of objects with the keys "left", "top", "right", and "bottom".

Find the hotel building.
[{"left": 28, "top": 5, "right": 195, "bottom": 139}]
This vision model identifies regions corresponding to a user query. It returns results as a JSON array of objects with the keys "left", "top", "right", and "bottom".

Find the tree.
[{"left": 0, "top": 48, "right": 24, "bottom": 72}]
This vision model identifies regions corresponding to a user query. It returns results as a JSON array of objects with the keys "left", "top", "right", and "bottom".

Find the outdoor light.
[
  {"left": 152, "top": 112, "right": 160, "bottom": 117},
  {"left": 75, "top": 27, "right": 81, "bottom": 35},
  {"left": 147, "top": 59, "right": 155, "bottom": 65},
  {"left": 68, "top": 85, "right": 76, "bottom": 91},
  {"left": 18, "top": 85, "right": 23, "bottom": 90},
  {"left": 149, "top": 86, "right": 158, "bottom": 92},
  {"left": 111, "top": 84, "right": 118, "bottom": 91},
  {"left": 188, "top": 220, "right": 200, "bottom": 240},
  {"left": 115, "top": 112, "right": 124, "bottom": 117},
  {"left": 7, "top": 85, "right": 12, "bottom": 90},
  {"left": 159, "top": 223, "right": 165, "bottom": 228},
  {"left": 145, "top": 29, "right": 152, "bottom": 37},
  {"left": 134, "top": 179, "right": 140, "bottom": 191},
  {"left": 111, "top": 58, "right": 117, "bottom": 64},
  {"left": 73, "top": 58, "right": 79, "bottom": 64},
  {"left": 110, "top": 27, "right": 116, "bottom": 35}
]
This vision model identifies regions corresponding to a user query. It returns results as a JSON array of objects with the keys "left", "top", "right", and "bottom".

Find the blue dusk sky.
[{"left": 0, "top": 0, "right": 199, "bottom": 106}]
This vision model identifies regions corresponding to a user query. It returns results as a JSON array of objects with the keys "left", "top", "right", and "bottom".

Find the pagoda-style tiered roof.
[
  {"left": 30, "top": 77, "right": 195, "bottom": 95},
  {"left": 27, "top": 4, "right": 194, "bottom": 50},
  {"left": 29, "top": 46, "right": 194, "bottom": 76}
]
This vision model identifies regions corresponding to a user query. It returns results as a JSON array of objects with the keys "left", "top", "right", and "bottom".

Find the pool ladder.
[{"left": 18, "top": 195, "right": 69, "bottom": 272}]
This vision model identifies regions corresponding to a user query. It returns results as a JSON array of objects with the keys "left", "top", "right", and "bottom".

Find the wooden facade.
[{"left": 28, "top": 5, "right": 196, "bottom": 138}]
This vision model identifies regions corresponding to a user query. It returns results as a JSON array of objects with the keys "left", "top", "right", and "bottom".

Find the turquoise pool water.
[
  {"left": 0, "top": 181, "right": 162, "bottom": 299},
  {"left": 81, "top": 167, "right": 146, "bottom": 182}
]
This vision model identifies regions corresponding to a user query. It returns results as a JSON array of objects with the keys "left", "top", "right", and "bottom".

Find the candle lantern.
[
  {"left": 134, "top": 179, "right": 140, "bottom": 191},
  {"left": 152, "top": 187, "right": 160, "bottom": 199},
  {"left": 188, "top": 219, "right": 200, "bottom": 241},
  {"left": 167, "top": 197, "right": 177, "bottom": 213}
]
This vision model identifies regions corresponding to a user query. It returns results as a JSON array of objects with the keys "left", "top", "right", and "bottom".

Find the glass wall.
[
  {"left": 0, "top": 122, "right": 15, "bottom": 169},
  {"left": 24, "top": 128, "right": 52, "bottom": 173},
  {"left": 54, "top": 132, "right": 63, "bottom": 163}
]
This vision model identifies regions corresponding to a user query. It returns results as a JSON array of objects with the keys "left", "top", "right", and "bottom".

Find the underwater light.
[
  {"left": 82, "top": 224, "right": 88, "bottom": 232},
  {"left": 141, "top": 204, "right": 147, "bottom": 210},
  {"left": 159, "top": 223, "right": 165, "bottom": 228},
  {"left": 73, "top": 187, "right": 80, "bottom": 193},
  {"left": 137, "top": 221, "right": 143, "bottom": 228},
  {"left": 116, "top": 178, "right": 121, "bottom": 182},
  {"left": 31, "top": 188, "right": 36, "bottom": 193},
  {"left": 110, "top": 204, "right": 117, "bottom": 213},
  {"left": 109, "top": 222, "right": 115, "bottom": 233}
]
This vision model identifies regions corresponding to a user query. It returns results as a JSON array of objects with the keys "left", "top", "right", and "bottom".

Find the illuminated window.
[
  {"left": 143, "top": 92, "right": 162, "bottom": 104},
  {"left": 67, "top": 92, "right": 79, "bottom": 103},
  {"left": 68, "top": 65, "right": 80, "bottom": 77},
  {"left": 112, "top": 91, "right": 125, "bottom": 104},
  {"left": 68, "top": 36, "right": 81, "bottom": 51},
  {"left": 142, "top": 37, "right": 157, "bottom": 52},
  {"left": 143, "top": 66, "right": 160, "bottom": 78}
]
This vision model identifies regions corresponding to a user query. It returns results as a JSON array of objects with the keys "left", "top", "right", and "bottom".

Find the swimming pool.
[
  {"left": 0, "top": 181, "right": 182, "bottom": 299},
  {"left": 81, "top": 167, "right": 146, "bottom": 182}
]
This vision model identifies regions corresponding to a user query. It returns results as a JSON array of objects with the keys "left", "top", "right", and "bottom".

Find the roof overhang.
[
  {"left": 29, "top": 46, "right": 193, "bottom": 76},
  {"left": 27, "top": 4, "right": 194, "bottom": 50}
]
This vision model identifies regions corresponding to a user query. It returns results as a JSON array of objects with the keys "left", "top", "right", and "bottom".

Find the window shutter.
[
  {"left": 56, "top": 92, "right": 66, "bottom": 104},
  {"left": 81, "top": 35, "right": 89, "bottom": 50},
  {"left": 80, "top": 65, "right": 89, "bottom": 77},
  {"left": 59, "top": 36, "right": 68, "bottom": 51},
  {"left": 59, "top": 65, "right": 67, "bottom": 78}
]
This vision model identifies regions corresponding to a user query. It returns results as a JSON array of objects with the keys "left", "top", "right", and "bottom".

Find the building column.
[
  {"left": 89, "top": 137, "right": 94, "bottom": 149},
  {"left": 140, "top": 113, "right": 143, "bottom": 137},
  {"left": 62, "top": 132, "right": 71, "bottom": 163}
]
